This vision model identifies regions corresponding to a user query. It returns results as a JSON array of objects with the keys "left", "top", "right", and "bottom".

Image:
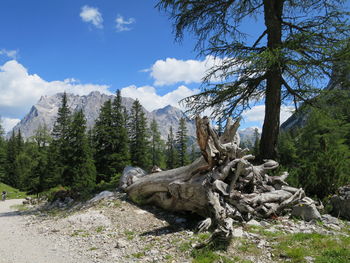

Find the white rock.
[
  {"left": 247, "top": 219, "right": 260, "bottom": 226},
  {"left": 232, "top": 227, "right": 244, "bottom": 238},
  {"left": 88, "top": 191, "right": 115, "bottom": 204}
]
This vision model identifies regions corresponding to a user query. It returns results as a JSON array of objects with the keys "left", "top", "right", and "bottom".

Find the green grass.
[
  {"left": 71, "top": 229, "right": 90, "bottom": 237},
  {"left": 0, "top": 182, "right": 27, "bottom": 199},
  {"left": 271, "top": 232, "right": 350, "bottom": 263},
  {"left": 245, "top": 225, "right": 284, "bottom": 238},
  {"left": 95, "top": 226, "right": 105, "bottom": 233},
  {"left": 131, "top": 252, "right": 145, "bottom": 259},
  {"left": 124, "top": 230, "right": 135, "bottom": 240}
]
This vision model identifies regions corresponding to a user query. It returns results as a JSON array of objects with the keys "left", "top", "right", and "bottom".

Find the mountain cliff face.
[
  {"left": 10, "top": 91, "right": 195, "bottom": 140},
  {"left": 10, "top": 91, "right": 257, "bottom": 146},
  {"left": 281, "top": 62, "right": 350, "bottom": 131}
]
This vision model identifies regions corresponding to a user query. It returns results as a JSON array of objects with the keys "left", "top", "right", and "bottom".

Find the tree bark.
[
  {"left": 124, "top": 116, "right": 309, "bottom": 243},
  {"left": 260, "top": 0, "right": 284, "bottom": 160}
]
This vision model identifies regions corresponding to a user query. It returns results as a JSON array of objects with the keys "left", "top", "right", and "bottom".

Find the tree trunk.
[
  {"left": 124, "top": 116, "right": 308, "bottom": 243},
  {"left": 260, "top": 0, "right": 284, "bottom": 160}
]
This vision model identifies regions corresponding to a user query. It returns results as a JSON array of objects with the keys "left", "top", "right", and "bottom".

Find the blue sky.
[{"left": 0, "top": 0, "right": 293, "bottom": 132}]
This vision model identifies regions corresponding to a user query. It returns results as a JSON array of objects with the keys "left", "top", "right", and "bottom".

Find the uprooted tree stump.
[{"left": 124, "top": 116, "right": 312, "bottom": 242}]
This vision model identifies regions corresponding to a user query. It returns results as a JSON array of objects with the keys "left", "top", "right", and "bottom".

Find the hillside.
[
  {"left": 8, "top": 91, "right": 256, "bottom": 146},
  {"left": 0, "top": 182, "right": 27, "bottom": 199},
  {"left": 9, "top": 91, "right": 196, "bottom": 140}
]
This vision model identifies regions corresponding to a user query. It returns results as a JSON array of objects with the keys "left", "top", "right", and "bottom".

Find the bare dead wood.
[{"left": 124, "top": 116, "right": 316, "bottom": 243}]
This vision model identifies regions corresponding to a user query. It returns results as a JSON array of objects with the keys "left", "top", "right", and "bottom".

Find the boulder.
[
  {"left": 119, "top": 166, "right": 147, "bottom": 191},
  {"left": 330, "top": 185, "right": 350, "bottom": 220},
  {"left": 291, "top": 197, "right": 321, "bottom": 221},
  {"left": 88, "top": 191, "right": 115, "bottom": 204}
]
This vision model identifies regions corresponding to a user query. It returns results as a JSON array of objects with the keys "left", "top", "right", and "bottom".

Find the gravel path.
[{"left": 0, "top": 199, "right": 88, "bottom": 263}]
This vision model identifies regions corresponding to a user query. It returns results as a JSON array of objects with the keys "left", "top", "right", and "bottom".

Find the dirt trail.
[{"left": 0, "top": 199, "right": 87, "bottom": 263}]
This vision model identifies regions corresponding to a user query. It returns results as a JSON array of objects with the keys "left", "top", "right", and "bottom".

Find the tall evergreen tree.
[
  {"left": 166, "top": 126, "right": 178, "bottom": 169},
  {"left": 16, "top": 141, "right": 39, "bottom": 192},
  {"left": 0, "top": 120, "right": 6, "bottom": 182},
  {"left": 176, "top": 118, "right": 189, "bottom": 167},
  {"left": 93, "top": 99, "right": 114, "bottom": 183},
  {"left": 111, "top": 90, "right": 130, "bottom": 172},
  {"left": 253, "top": 128, "right": 260, "bottom": 157},
  {"left": 29, "top": 125, "right": 51, "bottom": 193},
  {"left": 66, "top": 110, "right": 96, "bottom": 195},
  {"left": 296, "top": 110, "right": 350, "bottom": 198},
  {"left": 5, "top": 130, "right": 24, "bottom": 187},
  {"left": 129, "top": 100, "right": 150, "bottom": 169},
  {"left": 150, "top": 118, "right": 165, "bottom": 168},
  {"left": 48, "top": 92, "right": 72, "bottom": 186},
  {"left": 157, "top": 0, "right": 350, "bottom": 159}
]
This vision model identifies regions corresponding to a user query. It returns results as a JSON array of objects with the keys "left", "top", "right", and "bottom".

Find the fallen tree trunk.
[{"left": 125, "top": 116, "right": 309, "bottom": 241}]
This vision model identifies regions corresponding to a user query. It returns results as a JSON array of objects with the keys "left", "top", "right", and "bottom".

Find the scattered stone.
[
  {"left": 115, "top": 240, "right": 128, "bottom": 249},
  {"left": 330, "top": 185, "right": 350, "bottom": 220},
  {"left": 66, "top": 211, "right": 111, "bottom": 229},
  {"left": 88, "top": 191, "right": 115, "bottom": 204},
  {"left": 232, "top": 227, "right": 244, "bottom": 238},
  {"left": 291, "top": 197, "right": 321, "bottom": 221},
  {"left": 257, "top": 240, "right": 268, "bottom": 249},
  {"left": 119, "top": 166, "right": 147, "bottom": 190},
  {"left": 247, "top": 219, "right": 260, "bottom": 226},
  {"left": 321, "top": 214, "right": 341, "bottom": 225},
  {"left": 304, "top": 256, "right": 315, "bottom": 263},
  {"left": 260, "top": 221, "right": 270, "bottom": 227}
]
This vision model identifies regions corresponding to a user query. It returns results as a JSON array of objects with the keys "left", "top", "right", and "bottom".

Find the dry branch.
[{"left": 124, "top": 116, "right": 316, "bottom": 242}]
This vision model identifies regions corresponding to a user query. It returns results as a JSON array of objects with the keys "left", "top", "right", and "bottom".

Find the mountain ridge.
[
  {"left": 9, "top": 91, "right": 257, "bottom": 147},
  {"left": 9, "top": 91, "right": 195, "bottom": 140}
]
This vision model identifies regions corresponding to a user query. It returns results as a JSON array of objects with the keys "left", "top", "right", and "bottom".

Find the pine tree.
[
  {"left": 129, "top": 100, "right": 150, "bottom": 170},
  {"left": 93, "top": 99, "right": 114, "bottom": 183},
  {"left": 0, "top": 120, "right": 6, "bottom": 182},
  {"left": 252, "top": 128, "right": 260, "bottom": 157},
  {"left": 157, "top": 0, "right": 350, "bottom": 159},
  {"left": 176, "top": 118, "right": 189, "bottom": 167},
  {"left": 29, "top": 125, "right": 51, "bottom": 193},
  {"left": 16, "top": 141, "right": 39, "bottom": 192},
  {"left": 66, "top": 110, "right": 96, "bottom": 195},
  {"left": 166, "top": 126, "right": 178, "bottom": 169},
  {"left": 49, "top": 92, "right": 72, "bottom": 186},
  {"left": 5, "top": 130, "right": 24, "bottom": 187},
  {"left": 111, "top": 90, "right": 130, "bottom": 173},
  {"left": 296, "top": 110, "right": 350, "bottom": 199},
  {"left": 150, "top": 118, "right": 165, "bottom": 168}
]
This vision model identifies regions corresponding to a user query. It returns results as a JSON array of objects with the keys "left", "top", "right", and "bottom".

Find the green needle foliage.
[
  {"left": 176, "top": 117, "right": 189, "bottom": 167},
  {"left": 150, "top": 118, "right": 165, "bottom": 168},
  {"left": 166, "top": 126, "right": 178, "bottom": 169},
  {"left": 66, "top": 110, "right": 96, "bottom": 195},
  {"left": 129, "top": 99, "right": 151, "bottom": 170},
  {"left": 157, "top": 0, "right": 350, "bottom": 160}
]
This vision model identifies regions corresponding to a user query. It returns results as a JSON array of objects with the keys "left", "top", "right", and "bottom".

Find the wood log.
[{"left": 124, "top": 116, "right": 314, "bottom": 242}]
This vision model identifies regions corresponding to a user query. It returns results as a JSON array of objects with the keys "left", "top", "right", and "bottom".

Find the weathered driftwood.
[{"left": 125, "top": 116, "right": 308, "bottom": 241}]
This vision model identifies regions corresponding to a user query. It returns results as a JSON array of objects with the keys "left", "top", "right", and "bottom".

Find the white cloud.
[
  {"left": 120, "top": 85, "right": 198, "bottom": 111},
  {"left": 149, "top": 55, "right": 225, "bottom": 86},
  {"left": 115, "top": 15, "right": 135, "bottom": 32},
  {"left": 242, "top": 104, "right": 294, "bottom": 125},
  {"left": 80, "top": 5, "right": 103, "bottom": 29},
  {"left": 0, "top": 60, "right": 111, "bottom": 118},
  {"left": 0, "top": 49, "right": 18, "bottom": 59},
  {"left": 1, "top": 117, "right": 20, "bottom": 133}
]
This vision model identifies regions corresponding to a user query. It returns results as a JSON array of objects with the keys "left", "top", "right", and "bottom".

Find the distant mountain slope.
[
  {"left": 9, "top": 91, "right": 257, "bottom": 146},
  {"left": 281, "top": 61, "right": 350, "bottom": 131},
  {"left": 9, "top": 91, "right": 195, "bottom": 140}
]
